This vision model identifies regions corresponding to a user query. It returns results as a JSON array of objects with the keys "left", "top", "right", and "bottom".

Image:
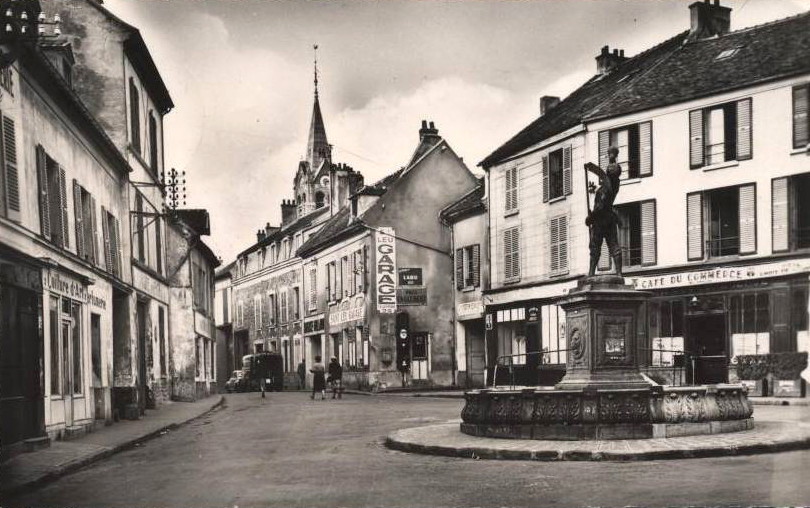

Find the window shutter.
[
  {"left": 793, "top": 86, "right": 808, "bottom": 149},
  {"left": 541, "top": 155, "right": 549, "bottom": 203},
  {"left": 58, "top": 165, "right": 69, "bottom": 249},
  {"left": 504, "top": 167, "right": 518, "bottom": 212},
  {"left": 738, "top": 184, "right": 756, "bottom": 255},
  {"left": 687, "top": 192, "right": 704, "bottom": 260},
  {"left": 101, "top": 207, "right": 112, "bottom": 272},
  {"left": 598, "top": 130, "right": 609, "bottom": 170},
  {"left": 90, "top": 195, "right": 99, "bottom": 267},
  {"left": 772, "top": 177, "right": 789, "bottom": 253},
  {"left": 1, "top": 115, "right": 21, "bottom": 221},
  {"left": 36, "top": 145, "right": 51, "bottom": 239},
  {"left": 472, "top": 244, "right": 480, "bottom": 288},
  {"left": 511, "top": 228, "right": 520, "bottom": 279},
  {"left": 363, "top": 246, "right": 368, "bottom": 292},
  {"left": 638, "top": 121, "right": 652, "bottom": 177},
  {"left": 641, "top": 200, "right": 657, "bottom": 265},
  {"left": 562, "top": 146, "right": 572, "bottom": 196},
  {"left": 689, "top": 109, "right": 704, "bottom": 168},
  {"left": 550, "top": 218, "right": 560, "bottom": 273},
  {"left": 558, "top": 215, "right": 569, "bottom": 272},
  {"left": 73, "top": 180, "right": 85, "bottom": 259},
  {"left": 455, "top": 248, "right": 464, "bottom": 290},
  {"left": 736, "top": 98, "right": 752, "bottom": 160},
  {"left": 113, "top": 216, "right": 122, "bottom": 276},
  {"left": 598, "top": 240, "right": 611, "bottom": 271}
]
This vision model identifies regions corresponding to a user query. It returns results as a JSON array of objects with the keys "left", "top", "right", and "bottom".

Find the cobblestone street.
[{"left": 6, "top": 393, "right": 810, "bottom": 508}]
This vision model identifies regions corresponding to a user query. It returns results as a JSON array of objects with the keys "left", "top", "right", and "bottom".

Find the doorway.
[
  {"left": 465, "top": 320, "right": 486, "bottom": 387},
  {"left": 136, "top": 301, "right": 148, "bottom": 413},
  {"left": 687, "top": 313, "right": 728, "bottom": 384}
]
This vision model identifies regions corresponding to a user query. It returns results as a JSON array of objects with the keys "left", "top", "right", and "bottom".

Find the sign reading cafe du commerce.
[{"left": 376, "top": 227, "right": 397, "bottom": 313}]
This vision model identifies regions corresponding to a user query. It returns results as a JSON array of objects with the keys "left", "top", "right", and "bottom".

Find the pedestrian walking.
[
  {"left": 297, "top": 359, "right": 306, "bottom": 390},
  {"left": 327, "top": 357, "right": 343, "bottom": 399},
  {"left": 310, "top": 355, "right": 326, "bottom": 400}
]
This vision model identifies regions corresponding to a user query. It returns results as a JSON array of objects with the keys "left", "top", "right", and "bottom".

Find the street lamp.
[{"left": 0, "top": 0, "right": 62, "bottom": 68}]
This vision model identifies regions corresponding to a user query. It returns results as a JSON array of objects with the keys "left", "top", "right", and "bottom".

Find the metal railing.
[
  {"left": 706, "top": 236, "right": 739, "bottom": 257},
  {"left": 492, "top": 349, "right": 569, "bottom": 390}
]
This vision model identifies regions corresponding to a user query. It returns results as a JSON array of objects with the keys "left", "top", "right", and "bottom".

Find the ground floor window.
[
  {"left": 651, "top": 299, "right": 685, "bottom": 366},
  {"left": 196, "top": 338, "right": 202, "bottom": 378},
  {"left": 730, "top": 292, "right": 770, "bottom": 359},
  {"left": 48, "top": 294, "right": 83, "bottom": 396},
  {"left": 539, "top": 304, "right": 566, "bottom": 364},
  {"left": 496, "top": 322, "right": 526, "bottom": 365}
]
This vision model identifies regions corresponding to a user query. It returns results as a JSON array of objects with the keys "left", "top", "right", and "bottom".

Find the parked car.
[
  {"left": 225, "top": 370, "right": 243, "bottom": 393},
  {"left": 241, "top": 352, "right": 284, "bottom": 392}
]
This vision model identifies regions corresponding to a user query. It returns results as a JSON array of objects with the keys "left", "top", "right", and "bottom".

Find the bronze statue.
[{"left": 585, "top": 146, "right": 623, "bottom": 277}]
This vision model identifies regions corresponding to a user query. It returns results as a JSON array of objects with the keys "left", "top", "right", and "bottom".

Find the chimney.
[
  {"left": 595, "top": 45, "right": 627, "bottom": 75},
  {"left": 418, "top": 120, "right": 440, "bottom": 144},
  {"left": 264, "top": 222, "right": 279, "bottom": 237},
  {"left": 256, "top": 229, "right": 266, "bottom": 242},
  {"left": 689, "top": 0, "right": 731, "bottom": 41},
  {"left": 539, "top": 96, "right": 560, "bottom": 116},
  {"left": 280, "top": 199, "right": 297, "bottom": 228}
]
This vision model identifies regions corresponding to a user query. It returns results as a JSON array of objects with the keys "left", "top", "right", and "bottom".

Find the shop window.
[
  {"left": 792, "top": 288, "right": 809, "bottom": 353},
  {"left": 598, "top": 122, "right": 652, "bottom": 180},
  {"left": 347, "top": 337, "right": 357, "bottom": 367},
  {"left": 689, "top": 98, "right": 751, "bottom": 168},
  {"left": 71, "top": 302, "right": 82, "bottom": 395},
  {"left": 91, "top": 313, "right": 102, "bottom": 387},
  {"left": 195, "top": 338, "right": 202, "bottom": 378},
  {"left": 652, "top": 300, "right": 684, "bottom": 366},
  {"left": 540, "top": 304, "right": 567, "bottom": 365},
  {"left": 730, "top": 292, "right": 770, "bottom": 360},
  {"left": 772, "top": 173, "right": 810, "bottom": 252},
  {"left": 412, "top": 332, "right": 428, "bottom": 360},
  {"left": 158, "top": 307, "right": 166, "bottom": 377},
  {"left": 542, "top": 146, "right": 571, "bottom": 202},
  {"left": 497, "top": 321, "right": 527, "bottom": 365},
  {"left": 49, "top": 295, "right": 60, "bottom": 396}
]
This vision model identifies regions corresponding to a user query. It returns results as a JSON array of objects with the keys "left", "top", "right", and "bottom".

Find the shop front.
[
  {"left": 0, "top": 252, "right": 45, "bottom": 457},
  {"left": 327, "top": 295, "right": 368, "bottom": 388},
  {"left": 456, "top": 300, "right": 485, "bottom": 388},
  {"left": 630, "top": 258, "right": 810, "bottom": 388}
]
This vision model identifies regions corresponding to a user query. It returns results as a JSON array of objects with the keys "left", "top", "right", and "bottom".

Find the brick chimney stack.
[
  {"left": 539, "top": 96, "right": 560, "bottom": 116},
  {"left": 595, "top": 46, "right": 627, "bottom": 75},
  {"left": 280, "top": 199, "right": 297, "bottom": 228},
  {"left": 256, "top": 229, "right": 266, "bottom": 242},
  {"left": 418, "top": 120, "right": 440, "bottom": 144},
  {"left": 688, "top": 0, "right": 731, "bottom": 41},
  {"left": 264, "top": 222, "right": 279, "bottom": 237}
]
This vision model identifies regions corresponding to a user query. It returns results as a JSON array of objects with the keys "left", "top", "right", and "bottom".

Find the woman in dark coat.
[
  {"left": 327, "top": 357, "right": 343, "bottom": 399},
  {"left": 310, "top": 355, "right": 326, "bottom": 400}
]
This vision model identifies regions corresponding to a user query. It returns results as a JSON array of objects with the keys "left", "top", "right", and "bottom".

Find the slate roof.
[
  {"left": 237, "top": 206, "right": 329, "bottom": 258},
  {"left": 439, "top": 178, "right": 485, "bottom": 223},
  {"left": 479, "top": 31, "right": 688, "bottom": 168},
  {"left": 215, "top": 260, "right": 236, "bottom": 280},
  {"left": 586, "top": 11, "right": 810, "bottom": 121},
  {"left": 172, "top": 209, "right": 211, "bottom": 236}
]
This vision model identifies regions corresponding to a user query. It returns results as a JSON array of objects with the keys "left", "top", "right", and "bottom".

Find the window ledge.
[
  {"left": 790, "top": 146, "right": 810, "bottom": 156},
  {"left": 702, "top": 160, "right": 739, "bottom": 172},
  {"left": 504, "top": 209, "right": 519, "bottom": 218},
  {"left": 549, "top": 271, "right": 570, "bottom": 278},
  {"left": 548, "top": 195, "right": 566, "bottom": 204},
  {"left": 620, "top": 178, "right": 642, "bottom": 186},
  {"left": 503, "top": 277, "right": 521, "bottom": 285},
  {"left": 461, "top": 286, "right": 477, "bottom": 293}
]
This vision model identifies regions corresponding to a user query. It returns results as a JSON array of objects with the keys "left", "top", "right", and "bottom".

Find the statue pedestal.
[{"left": 555, "top": 275, "right": 651, "bottom": 391}]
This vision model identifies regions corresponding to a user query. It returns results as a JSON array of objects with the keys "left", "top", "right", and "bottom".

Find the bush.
[
  {"left": 736, "top": 355, "right": 769, "bottom": 380},
  {"left": 736, "top": 352, "right": 808, "bottom": 380}
]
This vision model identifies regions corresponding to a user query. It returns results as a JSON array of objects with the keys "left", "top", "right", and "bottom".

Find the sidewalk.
[{"left": 0, "top": 396, "right": 224, "bottom": 499}]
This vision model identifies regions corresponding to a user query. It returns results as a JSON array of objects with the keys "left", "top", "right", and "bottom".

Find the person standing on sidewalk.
[
  {"left": 327, "top": 357, "right": 343, "bottom": 399},
  {"left": 310, "top": 356, "right": 326, "bottom": 400},
  {"left": 297, "top": 359, "right": 306, "bottom": 390}
]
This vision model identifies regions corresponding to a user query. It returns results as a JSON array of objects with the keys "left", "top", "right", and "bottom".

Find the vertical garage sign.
[{"left": 376, "top": 227, "right": 397, "bottom": 313}]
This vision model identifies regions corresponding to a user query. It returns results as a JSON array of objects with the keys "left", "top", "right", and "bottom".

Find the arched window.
[
  {"left": 315, "top": 191, "right": 325, "bottom": 208},
  {"left": 129, "top": 78, "right": 140, "bottom": 153}
]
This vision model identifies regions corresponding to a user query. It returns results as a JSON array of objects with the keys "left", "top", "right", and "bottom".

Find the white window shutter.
[
  {"left": 472, "top": 243, "right": 481, "bottom": 288},
  {"left": 738, "top": 184, "right": 756, "bottom": 254},
  {"left": 689, "top": 109, "right": 704, "bottom": 169},
  {"left": 455, "top": 248, "right": 464, "bottom": 289},
  {"left": 562, "top": 146, "right": 572, "bottom": 196},
  {"left": 58, "top": 165, "right": 69, "bottom": 249},
  {"left": 550, "top": 219, "right": 559, "bottom": 273},
  {"left": 793, "top": 86, "right": 809, "bottom": 149},
  {"left": 101, "top": 207, "right": 112, "bottom": 273},
  {"left": 641, "top": 200, "right": 657, "bottom": 265},
  {"left": 512, "top": 228, "right": 520, "bottom": 279},
  {"left": 558, "top": 215, "right": 569, "bottom": 273},
  {"left": 503, "top": 230, "right": 512, "bottom": 280},
  {"left": 736, "top": 98, "right": 752, "bottom": 160},
  {"left": 638, "top": 121, "right": 652, "bottom": 177},
  {"left": 772, "top": 177, "right": 789, "bottom": 252},
  {"left": 687, "top": 192, "right": 704, "bottom": 260},
  {"left": 598, "top": 130, "right": 610, "bottom": 170},
  {"left": 542, "top": 155, "right": 549, "bottom": 203},
  {"left": 1, "top": 115, "right": 21, "bottom": 222}
]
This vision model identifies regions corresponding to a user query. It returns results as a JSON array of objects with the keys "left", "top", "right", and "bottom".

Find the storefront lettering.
[
  {"left": 132, "top": 266, "right": 169, "bottom": 303},
  {"left": 375, "top": 227, "right": 397, "bottom": 313},
  {"left": 42, "top": 271, "right": 106, "bottom": 310},
  {"left": 457, "top": 300, "right": 484, "bottom": 319},
  {"left": 630, "top": 259, "right": 810, "bottom": 291}
]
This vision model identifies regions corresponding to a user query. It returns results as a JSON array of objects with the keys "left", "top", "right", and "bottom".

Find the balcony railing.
[{"left": 707, "top": 236, "right": 739, "bottom": 257}]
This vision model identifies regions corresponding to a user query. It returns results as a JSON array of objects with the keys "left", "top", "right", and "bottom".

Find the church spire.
[{"left": 306, "top": 43, "right": 330, "bottom": 170}]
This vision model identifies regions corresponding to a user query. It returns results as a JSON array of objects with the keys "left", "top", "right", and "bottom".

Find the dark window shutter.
[
  {"left": 90, "top": 195, "right": 99, "bottom": 266},
  {"left": 793, "top": 86, "right": 809, "bottom": 149},
  {"left": 689, "top": 109, "right": 704, "bottom": 168},
  {"left": 36, "top": 145, "right": 51, "bottom": 239},
  {"left": 687, "top": 192, "right": 704, "bottom": 260},
  {"left": 562, "top": 146, "right": 572, "bottom": 196},
  {"left": 628, "top": 124, "right": 640, "bottom": 178},
  {"left": 455, "top": 248, "right": 463, "bottom": 290},
  {"left": 542, "top": 155, "right": 549, "bottom": 203},
  {"left": 73, "top": 180, "right": 84, "bottom": 259},
  {"left": 58, "top": 165, "right": 69, "bottom": 249},
  {"left": 101, "top": 207, "right": 112, "bottom": 272},
  {"left": 129, "top": 78, "right": 141, "bottom": 153},
  {"left": 723, "top": 102, "right": 738, "bottom": 161},
  {"left": 641, "top": 200, "right": 657, "bottom": 265},
  {"left": 598, "top": 130, "right": 609, "bottom": 170},
  {"left": 638, "top": 121, "right": 652, "bottom": 177},
  {"left": 363, "top": 246, "right": 368, "bottom": 292},
  {"left": 736, "top": 98, "right": 752, "bottom": 160},
  {"left": 472, "top": 244, "right": 480, "bottom": 288},
  {"left": 155, "top": 218, "right": 163, "bottom": 274},
  {"left": 738, "top": 184, "right": 756, "bottom": 255},
  {"left": 113, "top": 216, "right": 122, "bottom": 276},
  {"left": 1, "top": 115, "right": 21, "bottom": 221},
  {"left": 771, "top": 177, "right": 789, "bottom": 253}
]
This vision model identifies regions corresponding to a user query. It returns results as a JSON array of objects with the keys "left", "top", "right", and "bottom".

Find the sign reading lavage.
[{"left": 376, "top": 227, "right": 397, "bottom": 313}]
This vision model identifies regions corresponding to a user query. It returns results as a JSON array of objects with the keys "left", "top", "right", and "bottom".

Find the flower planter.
[{"left": 772, "top": 378, "right": 806, "bottom": 398}]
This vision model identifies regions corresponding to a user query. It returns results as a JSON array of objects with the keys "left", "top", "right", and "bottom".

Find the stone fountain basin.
[{"left": 460, "top": 384, "right": 754, "bottom": 440}]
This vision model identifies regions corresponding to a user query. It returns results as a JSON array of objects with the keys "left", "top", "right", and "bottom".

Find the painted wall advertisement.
[{"left": 376, "top": 227, "right": 397, "bottom": 313}]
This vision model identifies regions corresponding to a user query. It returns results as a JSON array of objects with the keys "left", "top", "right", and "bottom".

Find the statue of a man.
[{"left": 585, "top": 146, "right": 623, "bottom": 277}]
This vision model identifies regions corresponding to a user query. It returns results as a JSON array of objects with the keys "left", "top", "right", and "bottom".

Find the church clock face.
[{"left": 320, "top": 176, "right": 330, "bottom": 187}]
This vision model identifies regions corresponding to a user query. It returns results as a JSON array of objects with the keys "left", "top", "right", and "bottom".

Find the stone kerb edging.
[{"left": 385, "top": 420, "right": 810, "bottom": 461}]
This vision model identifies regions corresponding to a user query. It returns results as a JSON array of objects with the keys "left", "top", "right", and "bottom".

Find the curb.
[
  {"left": 384, "top": 422, "right": 810, "bottom": 462},
  {"left": 1, "top": 396, "right": 225, "bottom": 499}
]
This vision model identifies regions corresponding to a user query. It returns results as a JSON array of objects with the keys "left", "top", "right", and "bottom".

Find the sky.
[{"left": 102, "top": 0, "right": 810, "bottom": 264}]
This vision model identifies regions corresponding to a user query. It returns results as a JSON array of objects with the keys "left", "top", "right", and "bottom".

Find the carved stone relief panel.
[
  {"left": 596, "top": 313, "right": 634, "bottom": 367},
  {"left": 566, "top": 311, "right": 589, "bottom": 369}
]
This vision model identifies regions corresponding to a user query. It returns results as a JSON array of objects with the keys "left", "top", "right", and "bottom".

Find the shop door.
[
  {"left": 0, "top": 287, "right": 42, "bottom": 448},
  {"left": 688, "top": 313, "right": 728, "bottom": 384},
  {"left": 61, "top": 318, "right": 75, "bottom": 426},
  {"left": 466, "top": 322, "right": 486, "bottom": 387},
  {"left": 136, "top": 302, "right": 147, "bottom": 412}
]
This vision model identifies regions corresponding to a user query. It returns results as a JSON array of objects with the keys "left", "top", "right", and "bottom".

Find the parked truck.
[{"left": 240, "top": 352, "right": 284, "bottom": 392}]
